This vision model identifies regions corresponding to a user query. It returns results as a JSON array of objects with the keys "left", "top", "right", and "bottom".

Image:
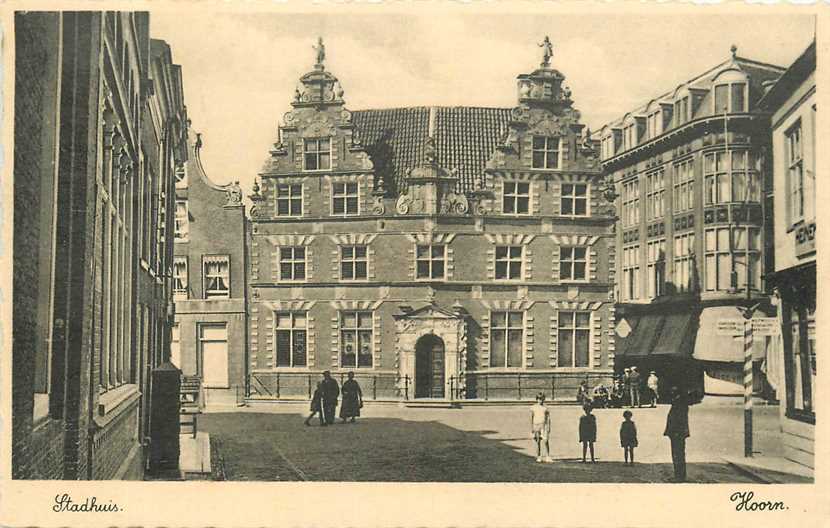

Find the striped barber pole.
[{"left": 743, "top": 319, "right": 753, "bottom": 457}]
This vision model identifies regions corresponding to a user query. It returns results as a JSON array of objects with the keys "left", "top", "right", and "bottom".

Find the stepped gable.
[{"left": 352, "top": 106, "right": 512, "bottom": 194}]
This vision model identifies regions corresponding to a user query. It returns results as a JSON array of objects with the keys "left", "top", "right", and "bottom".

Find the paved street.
[{"left": 201, "top": 401, "right": 802, "bottom": 482}]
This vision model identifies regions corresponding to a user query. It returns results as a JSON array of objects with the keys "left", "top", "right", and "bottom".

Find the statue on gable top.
[
  {"left": 313, "top": 37, "right": 326, "bottom": 67},
  {"left": 539, "top": 36, "right": 553, "bottom": 67}
]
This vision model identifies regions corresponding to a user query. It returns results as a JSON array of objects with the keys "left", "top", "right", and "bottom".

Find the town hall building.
[{"left": 245, "top": 40, "right": 616, "bottom": 401}]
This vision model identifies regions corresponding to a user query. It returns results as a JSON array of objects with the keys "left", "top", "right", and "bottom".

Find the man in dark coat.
[
  {"left": 622, "top": 368, "right": 632, "bottom": 407},
  {"left": 629, "top": 366, "right": 641, "bottom": 408},
  {"left": 320, "top": 371, "right": 340, "bottom": 426},
  {"left": 664, "top": 386, "right": 690, "bottom": 482}
]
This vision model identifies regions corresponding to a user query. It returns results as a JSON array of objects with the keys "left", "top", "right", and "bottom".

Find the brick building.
[
  {"left": 172, "top": 127, "right": 248, "bottom": 406},
  {"left": 598, "top": 47, "right": 785, "bottom": 396},
  {"left": 246, "top": 42, "right": 615, "bottom": 402},
  {"left": 759, "top": 40, "right": 816, "bottom": 469},
  {"left": 12, "top": 11, "right": 187, "bottom": 479}
]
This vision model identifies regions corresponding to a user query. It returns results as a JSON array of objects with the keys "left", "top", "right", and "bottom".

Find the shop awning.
[
  {"left": 652, "top": 312, "right": 695, "bottom": 356},
  {"left": 693, "top": 306, "right": 767, "bottom": 362}
]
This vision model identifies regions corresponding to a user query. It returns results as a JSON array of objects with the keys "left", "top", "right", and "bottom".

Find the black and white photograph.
[{"left": 1, "top": 3, "right": 826, "bottom": 527}]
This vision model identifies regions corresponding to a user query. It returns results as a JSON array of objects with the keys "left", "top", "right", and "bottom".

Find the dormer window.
[
  {"left": 714, "top": 82, "right": 747, "bottom": 113},
  {"left": 531, "top": 136, "right": 560, "bottom": 169},
  {"left": 647, "top": 110, "right": 661, "bottom": 140},
  {"left": 675, "top": 96, "right": 690, "bottom": 126},
  {"left": 623, "top": 122, "right": 638, "bottom": 150},
  {"left": 601, "top": 134, "right": 615, "bottom": 160},
  {"left": 303, "top": 138, "right": 331, "bottom": 171}
]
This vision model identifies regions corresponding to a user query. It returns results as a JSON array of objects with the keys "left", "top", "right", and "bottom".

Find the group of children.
[{"left": 530, "top": 393, "right": 638, "bottom": 464}]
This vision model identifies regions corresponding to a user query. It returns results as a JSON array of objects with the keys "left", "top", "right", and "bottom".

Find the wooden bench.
[{"left": 180, "top": 376, "right": 203, "bottom": 438}]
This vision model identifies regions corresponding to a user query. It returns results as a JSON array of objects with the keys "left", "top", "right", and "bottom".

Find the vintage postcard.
[{"left": 0, "top": 2, "right": 827, "bottom": 527}]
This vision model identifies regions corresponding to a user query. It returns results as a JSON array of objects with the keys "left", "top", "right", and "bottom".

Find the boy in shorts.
[{"left": 530, "top": 393, "right": 552, "bottom": 463}]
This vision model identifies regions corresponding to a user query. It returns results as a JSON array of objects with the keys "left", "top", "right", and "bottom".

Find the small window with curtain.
[
  {"left": 203, "top": 255, "right": 230, "bottom": 298},
  {"left": 173, "top": 256, "right": 188, "bottom": 300}
]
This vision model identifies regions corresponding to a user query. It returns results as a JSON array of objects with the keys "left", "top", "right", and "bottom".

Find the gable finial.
[{"left": 730, "top": 44, "right": 738, "bottom": 60}]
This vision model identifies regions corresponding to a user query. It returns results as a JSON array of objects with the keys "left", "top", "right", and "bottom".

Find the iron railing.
[{"left": 248, "top": 372, "right": 405, "bottom": 401}]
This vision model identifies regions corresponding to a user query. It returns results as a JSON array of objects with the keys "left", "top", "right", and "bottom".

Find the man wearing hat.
[
  {"left": 647, "top": 370, "right": 660, "bottom": 407},
  {"left": 622, "top": 368, "right": 632, "bottom": 407},
  {"left": 629, "top": 366, "right": 641, "bottom": 408},
  {"left": 320, "top": 371, "right": 340, "bottom": 426}
]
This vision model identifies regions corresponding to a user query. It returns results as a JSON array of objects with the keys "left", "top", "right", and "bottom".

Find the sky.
[{"left": 150, "top": 10, "right": 815, "bottom": 196}]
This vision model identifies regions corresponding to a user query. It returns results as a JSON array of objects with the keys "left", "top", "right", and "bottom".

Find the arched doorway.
[{"left": 415, "top": 334, "right": 445, "bottom": 398}]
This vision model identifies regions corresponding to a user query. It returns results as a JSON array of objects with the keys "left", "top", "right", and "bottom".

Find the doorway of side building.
[
  {"left": 199, "top": 323, "right": 229, "bottom": 388},
  {"left": 415, "top": 334, "right": 445, "bottom": 398}
]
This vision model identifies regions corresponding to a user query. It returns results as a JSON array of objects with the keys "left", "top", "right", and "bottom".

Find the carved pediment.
[{"left": 394, "top": 303, "right": 464, "bottom": 320}]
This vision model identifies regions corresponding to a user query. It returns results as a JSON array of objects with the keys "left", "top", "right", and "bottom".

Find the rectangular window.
[
  {"left": 704, "top": 227, "right": 760, "bottom": 292},
  {"left": 174, "top": 200, "right": 188, "bottom": 240},
  {"left": 601, "top": 135, "right": 615, "bottom": 160},
  {"left": 647, "top": 239, "right": 666, "bottom": 298},
  {"left": 531, "top": 136, "right": 560, "bottom": 169},
  {"left": 714, "top": 84, "right": 729, "bottom": 114},
  {"left": 332, "top": 181, "right": 359, "bottom": 216},
  {"left": 647, "top": 111, "right": 660, "bottom": 139},
  {"left": 786, "top": 305, "right": 815, "bottom": 421},
  {"left": 560, "top": 246, "right": 587, "bottom": 281},
  {"left": 175, "top": 165, "right": 187, "bottom": 188},
  {"left": 275, "top": 312, "right": 307, "bottom": 367},
  {"left": 170, "top": 324, "right": 181, "bottom": 368},
  {"left": 198, "top": 323, "right": 228, "bottom": 388},
  {"left": 494, "top": 245, "right": 523, "bottom": 280},
  {"left": 557, "top": 311, "right": 591, "bottom": 368},
  {"left": 675, "top": 96, "right": 689, "bottom": 126},
  {"left": 173, "top": 257, "right": 188, "bottom": 300},
  {"left": 786, "top": 122, "right": 804, "bottom": 225},
  {"left": 276, "top": 183, "right": 303, "bottom": 216},
  {"left": 503, "top": 181, "right": 530, "bottom": 214},
  {"left": 279, "top": 246, "right": 306, "bottom": 281},
  {"left": 489, "top": 311, "right": 524, "bottom": 368},
  {"left": 340, "top": 245, "right": 368, "bottom": 280},
  {"left": 416, "top": 244, "right": 446, "bottom": 280},
  {"left": 673, "top": 233, "right": 695, "bottom": 293},
  {"left": 672, "top": 160, "right": 694, "bottom": 212},
  {"left": 704, "top": 150, "right": 758, "bottom": 205},
  {"left": 646, "top": 169, "right": 665, "bottom": 220},
  {"left": 622, "top": 245, "right": 640, "bottom": 301},
  {"left": 561, "top": 183, "right": 588, "bottom": 216},
  {"left": 203, "top": 255, "right": 230, "bottom": 298},
  {"left": 340, "top": 311, "right": 373, "bottom": 368},
  {"left": 622, "top": 178, "right": 640, "bottom": 227},
  {"left": 303, "top": 138, "right": 331, "bottom": 171}
]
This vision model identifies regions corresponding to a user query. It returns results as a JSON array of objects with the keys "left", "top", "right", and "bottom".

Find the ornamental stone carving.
[{"left": 371, "top": 196, "right": 386, "bottom": 215}]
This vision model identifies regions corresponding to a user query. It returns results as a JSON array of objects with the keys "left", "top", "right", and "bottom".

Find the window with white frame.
[
  {"left": 276, "top": 183, "right": 303, "bottom": 216},
  {"left": 786, "top": 121, "right": 804, "bottom": 225},
  {"left": 174, "top": 165, "right": 187, "bottom": 188},
  {"left": 673, "top": 233, "right": 695, "bottom": 293},
  {"left": 623, "top": 122, "right": 637, "bottom": 150},
  {"left": 340, "top": 311, "right": 373, "bottom": 368},
  {"left": 173, "top": 256, "right": 188, "bottom": 300},
  {"left": 622, "top": 178, "right": 640, "bottom": 228},
  {"left": 714, "top": 82, "right": 747, "bottom": 113},
  {"left": 503, "top": 181, "right": 530, "bottom": 214},
  {"left": 560, "top": 246, "right": 588, "bottom": 281},
  {"left": 601, "top": 135, "right": 615, "bottom": 160},
  {"left": 303, "top": 137, "right": 331, "bottom": 171},
  {"left": 673, "top": 159, "right": 694, "bottom": 212},
  {"left": 647, "top": 111, "right": 661, "bottom": 139},
  {"left": 332, "top": 181, "right": 359, "bottom": 216},
  {"left": 340, "top": 245, "right": 368, "bottom": 280},
  {"left": 704, "top": 150, "right": 758, "bottom": 205},
  {"left": 704, "top": 226, "right": 760, "bottom": 292},
  {"left": 557, "top": 311, "right": 591, "bottom": 368},
  {"left": 275, "top": 312, "right": 307, "bottom": 367},
  {"left": 622, "top": 244, "right": 640, "bottom": 301},
  {"left": 495, "top": 245, "right": 523, "bottom": 280},
  {"left": 416, "top": 244, "right": 446, "bottom": 280},
  {"left": 647, "top": 239, "right": 666, "bottom": 298},
  {"left": 279, "top": 247, "right": 306, "bottom": 281},
  {"left": 174, "top": 200, "right": 189, "bottom": 240},
  {"left": 675, "top": 96, "right": 690, "bottom": 126},
  {"left": 646, "top": 169, "right": 665, "bottom": 220},
  {"left": 561, "top": 183, "right": 588, "bottom": 216},
  {"left": 531, "top": 136, "right": 560, "bottom": 169},
  {"left": 203, "top": 255, "right": 230, "bottom": 298},
  {"left": 489, "top": 311, "right": 523, "bottom": 368}
]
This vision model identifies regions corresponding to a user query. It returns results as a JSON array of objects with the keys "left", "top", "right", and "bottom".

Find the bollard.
[{"left": 148, "top": 362, "right": 181, "bottom": 475}]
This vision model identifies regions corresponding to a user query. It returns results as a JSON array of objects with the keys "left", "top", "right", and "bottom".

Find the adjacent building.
[
  {"left": 759, "top": 40, "right": 816, "bottom": 470},
  {"left": 246, "top": 43, "right": 616, "bottom": 402},
  {"left": 598, "top": 47, "right": 785, "bottom": 395},
  {"left": 172, "top": 127, "right": 248, "bottom": 406},
  {"left": 12, "top": 11, "right": 187, "bottom": 479}
]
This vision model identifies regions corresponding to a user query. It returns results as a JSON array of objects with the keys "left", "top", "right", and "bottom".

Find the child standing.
[
  {"left": 578, "top": 403, "right": 597, "bottom": 463},
  {"left": 530, "top": 393, "right": 552, "bottom": 463},
  {"left": 304, "top": 382, "right": 324, "bottom": 426},
  {"left": 620, "top": 410, "right": 638, "bottom": 463}
]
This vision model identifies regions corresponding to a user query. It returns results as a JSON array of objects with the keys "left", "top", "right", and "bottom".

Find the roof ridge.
[{"left": 353, "top": 105, "right": 512, "bottom": 113}]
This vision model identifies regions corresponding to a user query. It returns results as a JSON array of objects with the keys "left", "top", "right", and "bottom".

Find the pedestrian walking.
[
  {"left": 530, "top": 393, "right": 552, "bottom": 463},
  {"left": 619, "top": 410, "right": 638, "bottom": 464},
  {"left": 339, "top": 371, "right": 363, "bottom": 423},
  {"left": 664, "top": 386, "right": 690, "bottom": 482},
  {"left": 576, "top": 378, "right": 591, "bottom": 406},
  {"left": 304, "top": 382, "right": 324, "bottom": 426},
  {"left": 629, "top": 366, "right": 641, "bottom": 408},
  {"left": 320, "top": 370, "right": 340, "bottom": 426},
  {"left": 622, "top": 368, "right": 632, "bottom": 407},
  {"left": 647, "top": 371, "right": 660, "bottom": 407},
  {"left": 578, "top": 403, "right": 597, "bottom": 463}
]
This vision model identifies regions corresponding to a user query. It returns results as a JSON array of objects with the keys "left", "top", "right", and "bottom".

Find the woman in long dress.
[{"left": 340, "top": 371, "right": 363, "bottom": 423}]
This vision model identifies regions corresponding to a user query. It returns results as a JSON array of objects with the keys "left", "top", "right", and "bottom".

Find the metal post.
[
  {"left": 484, "top": 374, "right": 489, "bottom": 401},
  {"left": 449, "top": 376, "right": 454, "bottom": 402},
  {"left": 276, "top": 372, "right": 280, "bottom": 399},
  {"left": 373, "top": 376, "right": 377, "bottom": 401},
  {"left": 308, "top": 375, "right": 312, "bottom": 399},
  {"left": 517, "top": 374, "right": 522, "bottom": 400},
  {"left": 744, "top": 318, "right": 753, "bottom": 457},
  {"left": 551, "top": 376, "right": 555, "bottom": 401},
  {"left": 404, "top": 375, "right": 409, "bottom": 401}
]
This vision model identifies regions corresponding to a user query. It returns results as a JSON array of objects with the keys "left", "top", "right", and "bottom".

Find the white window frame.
[
  {"left": 502, "top": 181, "right": 531, "bottom": 215},
  {"left": 416, "top": 243, "right": 447, "bottom": 280},
  {"left": 203, "top": 255, "right": 230, "bottom": 299},
  {"left": 647, "top": 110, "right": 661, "bottom": 139},
  {"left": 531, "top": 136, "right": 560, "bottom": 169},
  {"left": 174, "top": 199, "right": 189, "bottom": 241},
  {"left": 673, "top": 232, "right": 695, "bottom": 293},
  {"left": 494, "top": 245, "right": 524, "bottom": 281},
  {"left": 713, "top": 81, "right": 748, "bottom": 114},
  {"left": 303, "top": 137, "right": 332, "bottom": 171},
  {"left": 647, "top": 238, "right": 667, "bottom": 298},
  {"left": 340, "top": 245, "right": 368, "bottom": 281},
  {"left": 704, "top": 226, "right": 761, "bottom": 292},
  {"left": 559, "top": 246, "right": 588, "bottom": 282},
  {"left": 275, "top": 183, "right": 303, "bottom": 217},
  {"left": 622, "top": 178, "right": 640, "bottom": 228},
  {"left": 489, "top": 310, "right": 525, "bottom": 369},
  {"left": 561, "top": 183, "right": 588, "bottom": 217},
  {"left": 672, "top": 159, "right": 694, "bottom": 212},
  {"left": 557, "top": 311, "right": 592, "bottom": 368},
  {"left": 174, "top": 165, "right": 187, "bottom": 188},
  {"left": 331, "top": 181, "right": 359, "bottom": 216},
  {"left": 622, "top": 244, "right": 640, "bottom": 301},
  {"left": 275, "top": 312, "right": 308, "bottom": 368},
  {"left": 173, "top": 256, "right": 188, "bottom": 300},
  {"left": 646, "top": 169, "right": 665, "bottom": 220},
  {"left": 704, "top": 150, "right": 758, "bottom": 205},
  {"left": 786, "top": 120, "right": 804, "bottom": 226},
  {"left": 340, "top": 311, "right": 374, "bottom": 369},
  {"left": 279, "top": 246, "right": 307, "bottom": 282}
]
